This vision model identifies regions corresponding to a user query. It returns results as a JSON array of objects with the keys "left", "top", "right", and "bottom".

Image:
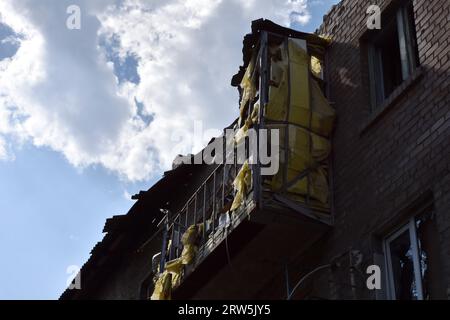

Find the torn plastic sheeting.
[
  {"left": 265, "top": 39, "right": 335, "bottom": 137},
  {"left": 263, "top": 36, "right": 335, "bottom": 207},
  {"left": 230, "top": 161, "right": 252, "bottom": 212},
  {"left": 266, "top": 43, "right": 289, "bottom": 122},
  {"left": 268, "top": 124, "right": 331, "bottom": 166},
  {"left": 271, "top": 166, "right": 329, "bottom": 204},
  {"left": 288, "top": 39, "right": 310, "bottom": 129},
  {"left": 310, "top": 78, "right": 335, "bottom": 137},
  {"left": 288, "top": 126, "right": 331, "bottom": 163}
]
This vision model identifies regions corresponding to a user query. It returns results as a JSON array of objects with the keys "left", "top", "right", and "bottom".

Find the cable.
[
  {"left": 287, "top": 264, "right": 331, "bottom": 300},
  {"left": 286, "top": 250, "right": 351, "bottom": 300},
  {"left": 224, "top": 223, "right": 233, "bottom": 269}
]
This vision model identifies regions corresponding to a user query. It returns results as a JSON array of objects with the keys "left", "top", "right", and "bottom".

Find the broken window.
[
  {"left": 383, "top": 214, "right": 436, "bottom": 300},
  {"left": 367, "top": 0, "right": 419, "bottom": 109}
]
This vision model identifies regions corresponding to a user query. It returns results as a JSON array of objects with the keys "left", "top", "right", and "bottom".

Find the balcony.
[{"left": 152, "top": 19, "right": 334, "bottom": 300}]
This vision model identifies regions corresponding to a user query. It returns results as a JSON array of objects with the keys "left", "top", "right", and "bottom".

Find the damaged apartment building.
[{"left": 61, "top": 0, "right": 450, "bottom": 300}]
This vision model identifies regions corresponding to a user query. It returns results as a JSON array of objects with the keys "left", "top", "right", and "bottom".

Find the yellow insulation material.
[
  {"left": 180, "top": 224, "right": 203, "bottom": 265},
  {"left": 264, "top": 36, "right": 335, "bottom": 207},
  {"left": 266, "top": 44, "right": 288, "bottom": 122},
  {"left": 165, "top": 258, "right": 183, "bottom": 289},
  {"left": 311, "top": 56, "right": 322, "bottom": 78},
  {"left": 151, "top": 271, "right": 172, "bottom": 300},
  {"left": 288, "top": 39, "right": 311, "bottom": 127},
  {"left": 230, "top": 161, "right": 252, "bottom": 212},
  {"left": 250, "top": 103, "right": 260, "bottom": 124},
  {"left": 268, "top": 124, "right": 331, "bottom": 168},
  {"left": 239, "top": 56, "right": 257, "bottom": 126},
  {"left": 319, "top": 34, "right": 332, "bottom": 44},
  {"left": 310, "top": 79, "right": 335, "bottom": 137},
  {"left": 151, "top": 223, "right": 204, "bottom": 300},
  {"left": 266, "top": 40, "right": 335, "bottom": 137},
  {"left": 181, "top": 244, "right": 197, "bottom": 265},
  {"left": 150, "top": 257, "right": 184, "bottom": 300},
  {"left": 235, "top": 103, "right": 260, "bottom": 144},
  {"left": 235, "top": 119, "right": 250, "bottom": 145},
  {"left": 271, "top": 166, "right": 329, "bottom": 204},
  {"left": 268, "top": 124, "right": 331, "bottom": 204}
]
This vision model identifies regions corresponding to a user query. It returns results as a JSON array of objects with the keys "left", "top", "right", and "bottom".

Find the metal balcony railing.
[
  {"left": 157, "top": 29, "right": 334, "bottom": 280},
  {"left": 159, "top": 157, "right": 253, "bottom": 272}
]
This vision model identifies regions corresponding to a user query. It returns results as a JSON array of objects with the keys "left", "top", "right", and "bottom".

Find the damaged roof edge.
[
  {"left": 61, "top": 18, "right": 330, "bottom": 301},
  {"left": 231, "top": 18, "right": 331, "bottom": 87}
]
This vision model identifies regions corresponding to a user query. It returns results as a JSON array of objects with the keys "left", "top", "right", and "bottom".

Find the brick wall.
[
  {"left": 261, "top": 0, "right": 449, "bottom": 300},
  {"left": 71, "top": 0, "right": 450, "bottom": 300},
  {"left": 311, "top": 0, "right": 450, "bottom": 299}
]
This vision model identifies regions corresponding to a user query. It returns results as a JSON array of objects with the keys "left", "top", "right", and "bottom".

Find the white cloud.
[
  {"left": 123, "top": 189, "right": 133, "bottom": 201},
  {"left": 0, "top": 136, "right": 8, "bottom": 160},
  {"left": 0, "top": 0, "right": 311, "bottom": 181}
]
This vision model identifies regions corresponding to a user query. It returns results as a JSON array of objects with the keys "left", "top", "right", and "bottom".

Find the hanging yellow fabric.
[
  {"left": 230, "top": 161, "right": 252, "bottom": 212},
  {"left": 267, "top": 124, "right": 330, "bottom": 170},
  {"left": 151, "top": 271, "right": 172, "bottom": 300},
  {"left": 311, "top": 55, "right": 322, "bottom": 78},
  {"left": 310, "top": 78, "right": 335, "bottom": 137},
  {"left": 264, "top": 36, "right": 335, "bottom": 207},
  {"left": 266, "top": 43, "right": 288, "bottom": 122},
  {"left": 234, "top": 103, "right": 259, "bottom": 145},
  {"left": 180, "top": 224, "right": 203, "bottom": 265},
  {"left": 239, "top": 56, "right": 257, "bottom": 126},
  {"left": 268, "top": 124, "right": 331, "bottom": 204},
  {"left": 288, "top": 39, "right": 311, "bottom": 128},
  {"left": 150, "top": 257, "right": 184, "bottom": 300},
  {"left": 265, "top": 40, "right": 335, "bottom": 137},
  {"left": 165, "top": 258, "right": 183, "bottom": 289},
  {"left": 265, "top": 40, "right": 311, "bottom": 129}
]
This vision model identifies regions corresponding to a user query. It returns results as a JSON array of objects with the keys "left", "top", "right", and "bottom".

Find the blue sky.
[{"left": 0, "top": 0, "right": 339, "bottom": 299}]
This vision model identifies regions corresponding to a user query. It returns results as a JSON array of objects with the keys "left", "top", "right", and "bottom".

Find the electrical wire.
[
  {"left": 287, "top": 264, "right": 331, "bottom": 300},
  {"left": 224, "top": 223, "right": 233, "bottom": 269}
]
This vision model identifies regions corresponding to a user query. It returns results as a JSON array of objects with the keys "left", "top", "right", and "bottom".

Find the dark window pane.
[
  {"left": 367, "top": 0, "right": 419, "bottom": 109},
  {"left": 388, "top": 230, "right": 418, "bottom": 300},
  {"left": 405, "top": 1, "right": 420, "bottom": 68},
  {"left": 416, "top": 215, "right": 446, "bottom": 299},
  {"left": 375, "top": 19, "right": 403, "bottom": 99}
]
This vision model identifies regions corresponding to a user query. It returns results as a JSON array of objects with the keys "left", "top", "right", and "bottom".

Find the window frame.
[
  {"left": 383, "top": 216, "right": 424, "bottom": 300},
  {"left": 367, "top": 0, "right": 419, "bottom": 110}
]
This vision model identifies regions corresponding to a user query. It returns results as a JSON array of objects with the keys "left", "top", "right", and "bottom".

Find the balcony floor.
[{"left": 172, "top": 200, "right": 331, "bottom": 299}]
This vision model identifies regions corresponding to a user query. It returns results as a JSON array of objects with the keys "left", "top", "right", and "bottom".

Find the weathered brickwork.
[
  {"left": 310, "top": 0, "right": 450, "bottom": 299},
  {"left": 257, "top": 0, "right": 449, "bottom": 300}
]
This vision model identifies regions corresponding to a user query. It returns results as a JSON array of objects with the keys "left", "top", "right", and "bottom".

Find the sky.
[{"left": 0, "top": 0, "right": 339, "bottom": 299}]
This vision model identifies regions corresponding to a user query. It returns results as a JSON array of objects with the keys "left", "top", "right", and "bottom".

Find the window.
[
  {"left": 367, "top": 0, "right": 419, "bottom": 109},
  {"left": 384, "top": 218, "right": 429, "bottom": 300}
]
